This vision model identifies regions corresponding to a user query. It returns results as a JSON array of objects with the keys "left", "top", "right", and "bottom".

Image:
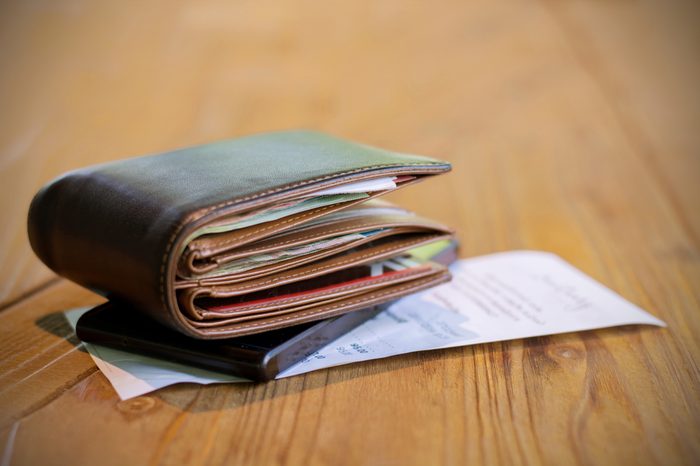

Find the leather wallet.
[{"left": 28, "top": 130, "right": 454, "bottom": 339}]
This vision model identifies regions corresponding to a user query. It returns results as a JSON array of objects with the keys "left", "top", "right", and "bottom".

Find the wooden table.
[{"left": 1, "top": 1, "right": 698, "bottom": 464}]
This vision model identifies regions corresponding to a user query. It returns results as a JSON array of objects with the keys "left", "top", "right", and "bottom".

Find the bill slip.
[{"left": 65, "top": 250, "right": 665, "bottom": 400}]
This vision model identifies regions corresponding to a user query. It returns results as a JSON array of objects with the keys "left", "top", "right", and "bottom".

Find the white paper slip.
[
  {"left": 65, "top": 250, "right": 665, "bottom": 399},
  {"left": 279, "top": 250, "right": 665, "bottom": 376},
  {"left": 310, "top": 177, "right": 397, "bottom": 196}
]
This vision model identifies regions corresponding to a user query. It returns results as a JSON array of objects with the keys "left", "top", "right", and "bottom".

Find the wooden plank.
[
  {"left": 0, "top": 0, "right": 698, "bottom": 465},
  {"left": 543, "top": 0, "right": 700, "bottom": 242},
  {"left": 0, "top": 280, "right": 101, "bottom": 429}
]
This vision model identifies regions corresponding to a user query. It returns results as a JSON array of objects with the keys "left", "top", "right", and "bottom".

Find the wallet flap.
[{"left": 196, "top": 271, "right": 451, "bottom": 337}]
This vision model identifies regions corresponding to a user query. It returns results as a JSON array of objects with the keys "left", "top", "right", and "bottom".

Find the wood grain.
[{"left": 1, "top": 0, "right": 698, "bottom": 465}]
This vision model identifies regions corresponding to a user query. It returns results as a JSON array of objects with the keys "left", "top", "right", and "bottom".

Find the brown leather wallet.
[{"left": 28, "top": 130, "right": 454, "bottom": 338}]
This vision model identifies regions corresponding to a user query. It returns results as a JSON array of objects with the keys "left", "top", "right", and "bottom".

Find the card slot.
[
  {"left": 189, "top": 264, "right": 440, "bottom": 325},
  {"left": 187, "top": 185, "right": 406, "bottom": 256},
  {"left": 180, "top": 195, "right": 377, "bottom": 275},
  {"left": 180, "top": 176, "right": 429, "bottom": 275},
  {"left": 206, "top": 213, "right": 449, "bottom": 264},
  {"left": 190, "top": 231, "right": 387, "bottom": 283},
  {"left": 181, "top": 226, "right": 439, "bottom": 283},
  {"left": 188, "top": 272, "right": 451, "bottom": 337},
  {"left": 196, "top": 264, "right": 438, "bottom": 319},
  {"left": 177, "top": 232, "right": 387, "bottom": 288},
  {"left": 172, "top": 230, "right": 414, "bottom": 290},
  {"left": 192, "top": 293, "right": 364, "bottom": 327},
  {"left": 175, "top": 233, "right": 450, "bottom": 319},
  {"left": 187, "top": 232, "right": 448, "bottom": 289}
]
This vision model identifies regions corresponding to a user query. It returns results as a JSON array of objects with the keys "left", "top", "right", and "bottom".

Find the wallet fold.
[{"left": 28, "top": 130, "right": 454, "bottom": 338}]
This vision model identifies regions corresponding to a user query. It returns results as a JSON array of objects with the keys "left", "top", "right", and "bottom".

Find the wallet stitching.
[
  {"left": 199, "top": 267, "right": 432, "bottom": 320},
  {"left": 199, "top": 265, "right": 435, "bottom": 315},
  {"left": 207, "top": 276, "right": 440, "bottom": 332},
  {"left": 194, "top": 229, "right": 432, "bottom": 282},
  {"left": 205, "top": 219, "right": 435, "bottom": 258},
  {"left": 194, "top": 185, "right": 404, "bottom": 253},
  {"left": 159, "top": 163, "right": 447, "bottom": 314},
  {"left": 207, "top": 217, "right": 381, "bottom": 252},
  {"left": 205, "top": 274, "right": 447, "bottom": 334},
  {"left": 185, "top": 173, "right": 439, "bottom": 256},
  {"left": 197, "top": 203, "right": 348, "bottom": 252},
  {"left": 204, "top": 234, "right": 443, "bottom": 293}
]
